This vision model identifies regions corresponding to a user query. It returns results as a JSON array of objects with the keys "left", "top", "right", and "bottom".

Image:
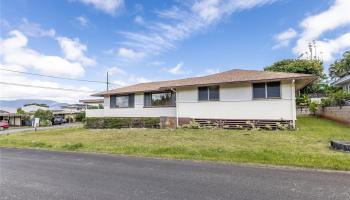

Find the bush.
[
  {"left": 309, "top": 101, "right": 318, "bottom": 115},
  {"left": 296, "top": 94, "right": 311, "bottom": 107},
  {"left": 75, "top": 112, "right": 86, "bottom": 122},
  {"left": 321, "top": 90, "right": 350, "bottom": 107},
  {"left": 181, "top": 120, "right": 201, "bottom": 129},
  {"left": 85, "top": 117, "right": 160, "bottom": 129},
  {"left": 39, "top": 119, "right": 52, "bottom": 127}
]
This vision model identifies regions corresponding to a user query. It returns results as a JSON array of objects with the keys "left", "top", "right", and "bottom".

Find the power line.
[
  {"left": 0, "top": 81, "right": 100, "bottom": 93},
  {"left": 0, "top": 67, "right": 116, "bottom": 84}
]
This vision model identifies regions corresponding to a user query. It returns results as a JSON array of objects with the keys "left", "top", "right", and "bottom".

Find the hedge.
[{"left": 85, "top": 117, "right": 160, "bottom": 129}]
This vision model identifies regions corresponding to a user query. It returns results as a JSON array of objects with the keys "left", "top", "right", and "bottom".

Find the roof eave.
[{"left": 159, "top": 76, "right": 318, "bottom": 90}]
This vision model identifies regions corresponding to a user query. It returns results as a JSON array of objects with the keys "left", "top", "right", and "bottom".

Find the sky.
[{"left": 1, "top": 0, "right": 350, "bottom": 103}]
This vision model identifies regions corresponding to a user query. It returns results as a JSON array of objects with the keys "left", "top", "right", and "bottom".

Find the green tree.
[
  {"left": 329, "top": 51, "right": 350, "bottom": 79},
  {"left": 34, "top": 109, "right": 53, "bottom": 121},
  {"left": 265, "top": 59, "right": 325, "bottom": 94},
  {"left": 16, "top": 108, "right": 26, "bottom": 114},
  {"left": 264, "top": 59, "right": 325, "bottom": 78}
]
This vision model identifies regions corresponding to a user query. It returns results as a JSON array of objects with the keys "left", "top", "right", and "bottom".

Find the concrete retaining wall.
[
  {"left": 317, "top": 106, "right": 350, "bottom": 126},
  {"left": 296, "top": 107, "right": 311, "bottom": 115}
]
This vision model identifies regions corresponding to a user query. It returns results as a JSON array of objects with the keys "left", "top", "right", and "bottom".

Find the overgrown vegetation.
[
  {"left": 329, "top": 51, "right": 350, "bottom": 79},
  {"left": 266, "top": 52, "right": 350, "bottom": 108},
  {"left": 75, "top": 112, "right": 86, "bottom": 122},
  {"left": 1, "top": 117, "right": 349, "bottom": 170},
  {"left": 34, "top": 109, "right": 53, "bottom": 126},
  {"left": 85, "top": 117, "right": 160, "bottom": 128}
]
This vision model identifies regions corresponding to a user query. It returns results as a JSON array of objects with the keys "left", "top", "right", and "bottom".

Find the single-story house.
[
  {"left": 0, "top": 110, "right": 25, "bottom": 126},
  {"left": 52, "top": 104, "right": 86, "bottom": 122},
  {"left": 87, "top": 69, "right": 317, "bottom": 129},
  {"left": 332, "top": 74, "right": 350, "bottom": 93},
  {"left": 52, "top": 110, "right": 83, "bottom": 122}
]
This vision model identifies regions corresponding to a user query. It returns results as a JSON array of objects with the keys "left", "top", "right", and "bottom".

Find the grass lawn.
[{"left": 0, "top": 116, "right": 349, "bottom": 170}]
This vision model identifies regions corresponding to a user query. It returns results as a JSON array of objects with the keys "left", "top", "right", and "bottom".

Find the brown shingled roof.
[{"left": 92, "top": 69, "right": 317, "bottom": 96}]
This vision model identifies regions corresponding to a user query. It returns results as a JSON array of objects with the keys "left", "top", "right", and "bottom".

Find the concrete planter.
[{"left": 330, "top": 140, "right": 350, "bottom": 152}]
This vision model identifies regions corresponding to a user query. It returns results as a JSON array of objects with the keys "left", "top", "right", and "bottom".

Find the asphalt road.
[{"left": 0, "top": 148, "right": 349, "bottom": 200}]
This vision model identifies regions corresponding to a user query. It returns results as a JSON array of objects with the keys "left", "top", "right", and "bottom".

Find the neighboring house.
[
  {"left": 79, "top": 99, "right": 104, "bottom": 109},
  {"left": 332, "top": 74, "right": 350, "bottom": 93},
  {"left": 0, "top": 110, "right": 24, "bottom": 126},
  {"left": 22, "top": 103, "right": 49, "bottom": 113},
  {"left": 52, "top": 104, "right": 85, "bottom": 122},
  {"left": 88, "top": 69, "right": 317, "bottom": 129},
  {"left": 60, "top": 104, "right": 86, "bottom": 112}
]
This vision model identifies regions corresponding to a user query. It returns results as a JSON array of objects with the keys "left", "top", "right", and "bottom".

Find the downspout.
[
  {"left": 170, "top": 88, "right": 179, "bottom": 128},
  {"left": 291, "top": 79, "right": 296, "bottom": 129}
]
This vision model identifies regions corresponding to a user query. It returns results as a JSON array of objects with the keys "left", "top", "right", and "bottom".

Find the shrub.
[
  {"left": 320, "top": 90, "right": 350, "bottom": 107},
  {"left": 309, "top": 101, "right": 319, "bottom": 115},
  {"left": 276, "top": 122, "right": 289, "bottom": 130},
  {"left": 75, "top": 112, "right": 86, "bottom": 122},
  {"left": 39, "top": 119, "right": 52, "bottom": 127},
  {"left": 181, "top": 120, "right": 201, "bottom": 129},
  {"left": 85, "top": 117, "right": 160, "bottom": 129},
  {"left": 296, "top": 94, "right": 311, "bottom": 107}
]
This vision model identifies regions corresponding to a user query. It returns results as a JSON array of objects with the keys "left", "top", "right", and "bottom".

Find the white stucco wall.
[
  {"left": 87, "top": 81, "right": 296, "bottom": 121},
  {"left": 176, "top": 81, "right": 295, "bottom": 120},
  {"left": 86, "top": 93, "right": 176, "bottom": 118}
]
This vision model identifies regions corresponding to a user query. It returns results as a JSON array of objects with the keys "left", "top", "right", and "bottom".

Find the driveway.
[
  {"left": 0, "top": 123, "right": 82, "bottom": 135},
  {"left": 0, "top": 148, "right": 349, "bottom": 200}
]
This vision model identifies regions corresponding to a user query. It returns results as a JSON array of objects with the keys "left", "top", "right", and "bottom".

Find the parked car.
[
  {"left": 52, "top": 117, "right": 64, "bottom": 125},
  {"left": 0, "top": 120, "right": 9, "bottom": 130}
]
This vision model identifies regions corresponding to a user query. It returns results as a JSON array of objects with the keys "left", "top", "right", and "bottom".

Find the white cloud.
[
  {"left": 293, "top": 0, "right": 350, "bottom": 62},
  {"left": 17, "top": 18, "right": 56, "bottom": 38},
  {"left": 0, "top": 30, "right": 85, "bottom": 78},
  {"left": 76, "top": 0, "right": 124, "bottom": 15},
  {"left": 76, "top": 16, "right": 89, "bottom": 26},
  {"left": 0, "top": 25, "right": 98, "bottom": 102},
  {"left": 107, "top": 66, "right": 127, "bottom": 76},
  {"left": 273, "top": 28, "right": 297, "bottom": 49},
  {"left": 314, "top": 33, "right": 350, "bottom": 62},
  {"left": 165, "top": 62, "right": 190, "bottom": 75},
  {"left": 119, "top": 0, "right": 277, "bottom": 56},
  {"left": 134, "top": 16, "right": 145, "bottom": 25},
  {"left": 57, "top": 37, "right": 96, "bottom": 66},
  {"left": 117, "top": 47, "right": 145, "bottom": 59},
  {"left": 0, "top": 64, "right": 94, "bottom": 103},
  {"left": 111, "top": 74, "right": 151, "bottom": 87}
]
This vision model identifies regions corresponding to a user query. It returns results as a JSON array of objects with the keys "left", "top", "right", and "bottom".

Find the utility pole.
[
  {"left": 313, "top": 40, "right": 317, "bottom": 60},
  {"left": 106, "top": 71, "right": 109, "bottom": 91},
  {"left": 308, "top": 42, "right": 313, "bottom": 60}
]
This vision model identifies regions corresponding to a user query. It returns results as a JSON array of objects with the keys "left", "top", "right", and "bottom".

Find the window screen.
[
  {"left": 144, "top": 92, "right": 151, "bottom": 107},
  {"left": 209, "top": 86, "right": 219, "bottom": 100},
  {"left": 253, "top": 83, "right": 266, "bottom": 98},
  {"left": 267, "top": 82, "right": 281, "bottom": 98},
  {"left": 198, "top": 87, "right": 208, "bottom": 101},
  {"left": 110, "top": 96, "right": 116, "bottom": 108}
]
